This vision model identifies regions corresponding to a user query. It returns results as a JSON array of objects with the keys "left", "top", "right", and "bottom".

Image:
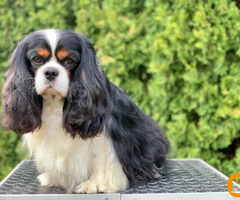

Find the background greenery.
[{"left": 1, "top": 0, "right": 240, "bottom": 180}]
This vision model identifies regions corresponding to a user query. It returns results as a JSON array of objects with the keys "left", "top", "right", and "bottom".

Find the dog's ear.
[
  {"left": 63, "top": 35, "right": 111, "bottom": 138},
  {"left": 2, "top": 39, "right": 42, "bottom": 133}
]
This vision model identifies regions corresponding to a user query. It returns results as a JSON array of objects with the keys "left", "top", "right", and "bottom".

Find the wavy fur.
[{"left": 2, "top": 34, "right": 43, "bottom": 133}]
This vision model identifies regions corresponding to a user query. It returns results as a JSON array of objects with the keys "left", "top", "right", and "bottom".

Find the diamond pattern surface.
[{"left": 0, "top": 159, "right": 235, "bottom": 194}]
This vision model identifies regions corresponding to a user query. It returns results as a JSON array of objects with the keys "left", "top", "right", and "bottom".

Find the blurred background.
[{"left": 1, "top": 0, "right": 240, "bottom": 180}]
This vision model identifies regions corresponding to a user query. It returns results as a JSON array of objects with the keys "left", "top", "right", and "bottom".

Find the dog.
[{"left": 2, "top": 29, "right": 169, "bottom": 193}]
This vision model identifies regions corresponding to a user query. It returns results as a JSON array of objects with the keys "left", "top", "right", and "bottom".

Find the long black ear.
[
  {"left": 63, "top": 35, "right": 111, "bottom": 138},
  {"left": 2, "top": 39, "right": 42, "bottom": 133}
]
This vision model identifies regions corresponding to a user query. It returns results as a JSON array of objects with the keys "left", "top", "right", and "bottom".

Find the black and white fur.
[{"left": 2, "top": 29, "right": 169, "bottom": 193}]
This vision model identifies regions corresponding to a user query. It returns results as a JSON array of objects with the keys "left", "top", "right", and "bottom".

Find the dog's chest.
[{"left": 24, "top": 98, "right": 92, "bottom": 185}]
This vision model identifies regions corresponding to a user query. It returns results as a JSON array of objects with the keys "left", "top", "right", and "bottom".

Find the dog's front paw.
[
  {"left": 37, "top": 173, "right": 54, "bottom": 186},
  {"left": 74, "top": 180, "right": 123, "bottom": 193},
  {"left": 74, "top": 180, "right": 98, "bottom": 193}
]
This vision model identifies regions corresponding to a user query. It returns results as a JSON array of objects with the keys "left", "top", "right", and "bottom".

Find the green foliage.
[
  {"left": 1, "top": 0, "right": 240, "bottom": 179},
  {"left": 0, "top": 130, "right": 23, "bottom": 180}
]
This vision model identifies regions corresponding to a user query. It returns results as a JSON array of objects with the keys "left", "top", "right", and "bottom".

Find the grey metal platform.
[{"left": 0, "top": 159, "right": 239, "bottom": 200}]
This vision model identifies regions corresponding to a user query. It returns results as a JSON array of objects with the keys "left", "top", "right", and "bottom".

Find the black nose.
[{"left": 44, "top": 67, "right": 59, "bottom": 81}]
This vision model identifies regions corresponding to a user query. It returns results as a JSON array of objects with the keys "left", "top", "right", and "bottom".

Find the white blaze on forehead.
[{"left": 43, "top": 29, "right": 59, "bottom": 53}]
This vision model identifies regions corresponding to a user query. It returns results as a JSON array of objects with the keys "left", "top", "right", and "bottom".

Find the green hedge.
[{"left": 1, "top": 0, "right": 240, "bottom": 179}]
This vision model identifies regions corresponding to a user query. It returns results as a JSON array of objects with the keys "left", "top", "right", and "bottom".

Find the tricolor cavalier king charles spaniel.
[{"left": 2, "top": 29, "right": 169, "bottom": 193}]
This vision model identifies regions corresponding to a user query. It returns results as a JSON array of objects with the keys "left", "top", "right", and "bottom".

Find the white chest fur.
[
  {"left": 24, "top": 97, "right": 92, "bottom": 190},
  {"left": 24, "top": 96, "right": 128, "bottom": 193}
]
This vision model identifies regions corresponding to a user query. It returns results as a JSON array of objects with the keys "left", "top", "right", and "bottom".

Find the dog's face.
[
  {"left": 27, "top": 30, "right": 82, "bottom": 97},
  {"left": 2, "top": 29, "right": 110, "bottom": 136}
]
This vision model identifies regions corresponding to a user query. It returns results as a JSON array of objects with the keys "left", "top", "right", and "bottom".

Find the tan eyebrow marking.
[
  {"left": 57, "top": 49, "right": 70, "bottom": 60},
  {"left": 36, "top": 48, "right": 50, "bottom": 58}
]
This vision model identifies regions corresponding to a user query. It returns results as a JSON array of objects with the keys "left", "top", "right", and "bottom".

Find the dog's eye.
[
  {"left": 31, "top": 56, "right": 45, "bottom": 65},
  {"left": 62, "top": 58, "right": 77, "bottom": 67}
]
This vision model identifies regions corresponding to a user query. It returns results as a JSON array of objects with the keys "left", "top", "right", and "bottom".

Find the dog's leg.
[
  {"left": 74, "top": 134, "right": 128, "bottom": 193},
  {"left": 37, "top": 173, "right": 56, "bottom": 186}
]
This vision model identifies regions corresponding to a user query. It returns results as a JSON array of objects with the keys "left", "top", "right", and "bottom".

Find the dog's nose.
[{"left": 44, "top": 67, "right": 59, "bottom": 81}]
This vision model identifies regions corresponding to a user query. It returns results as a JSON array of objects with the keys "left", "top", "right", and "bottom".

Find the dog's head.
[{"left": 2, "top": 29, "right": 110, "bottom": 138}]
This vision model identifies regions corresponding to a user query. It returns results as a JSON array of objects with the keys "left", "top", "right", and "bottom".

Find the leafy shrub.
[{"left": 1, "top": 0, "right": 240, "bottom": 179}]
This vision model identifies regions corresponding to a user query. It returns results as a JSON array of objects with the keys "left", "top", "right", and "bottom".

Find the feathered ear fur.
[
  {"left": 2, "top": 39, "right": 42, "bottom": 133},
  {"left": 63, "top": 35, "right": 111, "bottom": 138}
]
